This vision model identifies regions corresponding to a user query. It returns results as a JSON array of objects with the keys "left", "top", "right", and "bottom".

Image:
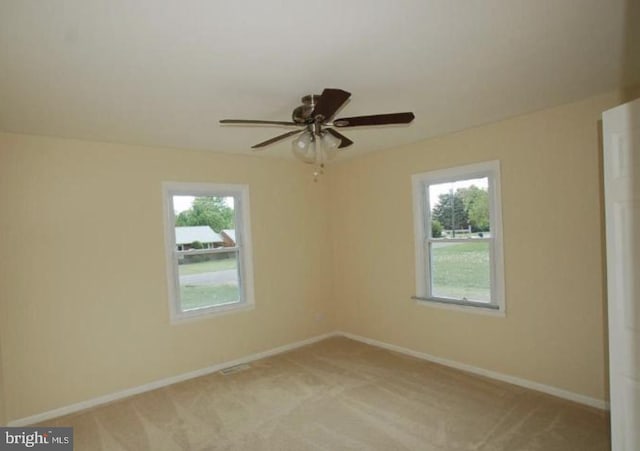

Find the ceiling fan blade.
[
  {"left": 333, "top": 112, "right": 415, "bottom": 127},
  {"left": 311, "top": 88, "right": 351, "bottom": 122},
  {"left": 220, "top": 119, "right": 298, "bottom": 126},
  {"left": 251, "top": 129, "right": 304, "bottom": 149},
  {"left": 325, "top": 128, "right": 354, "bottom": 149}
]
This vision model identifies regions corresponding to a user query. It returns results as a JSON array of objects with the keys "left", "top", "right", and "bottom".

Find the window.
[
  {"left": 412, "top": 161, "right": 505, "bottom": 314},
  {"left": 163, "top": 182, "right": 254, "bottom": 322}
]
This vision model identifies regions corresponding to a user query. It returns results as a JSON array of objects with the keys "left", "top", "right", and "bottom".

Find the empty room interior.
[{"left": 0, "top": 1, "right": 639, "bottom": 450}]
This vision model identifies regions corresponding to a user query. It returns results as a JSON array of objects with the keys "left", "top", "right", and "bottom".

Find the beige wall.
[
  {"left": 0, "top": 134, "right": 334, "bottom": 422},
  {"left": 623, "top": 84, "right": 640, "bottom": 102},
  {"left": 0, "top": 338, "right": 5, "bottom": 426},
  {"left": 328, "top": 92, "right": 620, "bottom": 401}
]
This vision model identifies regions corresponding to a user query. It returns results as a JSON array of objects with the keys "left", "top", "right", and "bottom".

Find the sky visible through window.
[
  {"left": 173, "top": 196, "right": 194, "bottom": 213},
  {"left": 173, "top": 195, "right": 234, "bottom": 214}
]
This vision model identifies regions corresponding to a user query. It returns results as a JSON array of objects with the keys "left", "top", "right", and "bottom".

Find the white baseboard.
[
  {"left": 8, "top": 329, "right": 608, "bottom": 426},
  {"left": 338, "top": 331, "right": 609, "bottom": 410},
  {"left": 7, "top": 331, "right": 337, "bottom": 427}
]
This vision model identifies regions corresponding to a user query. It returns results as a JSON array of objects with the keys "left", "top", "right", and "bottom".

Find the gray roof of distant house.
[{"left": 175, "top": 226, "right": 222, "bottom": 245}]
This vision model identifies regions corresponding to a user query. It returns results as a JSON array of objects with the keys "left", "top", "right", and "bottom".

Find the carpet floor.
[{"left": 38, "top": 337, "right": 610, "bottom": 450}]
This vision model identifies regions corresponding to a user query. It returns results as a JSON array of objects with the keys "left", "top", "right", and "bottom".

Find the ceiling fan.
[{"left": 220, "top": 88, "right": 414, "bottom": 178}]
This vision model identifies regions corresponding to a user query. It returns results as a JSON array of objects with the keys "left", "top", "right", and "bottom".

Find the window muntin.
[
  {"left": 163, "top": 183, "right": 254, "bottom": 322},
  {"left": 412, "top": 161, "right": 504, "bottom": 313}
]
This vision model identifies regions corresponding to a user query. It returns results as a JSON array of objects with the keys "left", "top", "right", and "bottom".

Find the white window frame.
[
  {"left": 162, "top": 182, "right": 255, "bottom": 323},
  {"left": 411, "top": 161, "right": 505, "bottom": 316}
]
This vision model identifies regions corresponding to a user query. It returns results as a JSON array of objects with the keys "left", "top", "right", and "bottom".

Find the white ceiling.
[{"left": 0, "top": 1, "right": 637, "bottom": 159}]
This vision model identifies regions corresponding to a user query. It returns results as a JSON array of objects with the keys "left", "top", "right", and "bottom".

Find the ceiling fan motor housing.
[{"left": 292, "top": 94, "right": 321, "bottom": 124}]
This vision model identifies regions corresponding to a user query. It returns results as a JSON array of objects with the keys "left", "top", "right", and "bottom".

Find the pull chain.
[
  {"left": 313, "top": 163, "right": 325, "bottom": 182},
  {"left": 313, "top": 137, "right": 326, "bottom": 182}
]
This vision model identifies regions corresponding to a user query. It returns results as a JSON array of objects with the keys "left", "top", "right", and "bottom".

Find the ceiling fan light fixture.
[
  {"left": 291, "top": 130, "right": 317, "bottom": 164},
  {"left": 292, "top": 129, "right": 342, "bottom": 165},
  {"left": 320, "top": 130, "right": 340, "bottom": 160}
]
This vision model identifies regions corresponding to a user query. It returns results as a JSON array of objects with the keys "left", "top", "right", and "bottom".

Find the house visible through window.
[
  {"left": 163, "top": 183, "right": 254, "bottom": 322},
  {"left": 412, "top": 161, "right": 505, "bottom": 313}
]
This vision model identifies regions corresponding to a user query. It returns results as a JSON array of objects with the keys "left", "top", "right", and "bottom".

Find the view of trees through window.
[
  {"left": 175, "top": 196, "right": 234, "bottom": 232},
  {"left": 429, "top": 178, "right": 490, "bottom": 238}
]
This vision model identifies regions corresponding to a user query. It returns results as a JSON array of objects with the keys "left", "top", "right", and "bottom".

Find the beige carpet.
[{"left": 38, "top": 337, "right": 610, "bottom": 450}]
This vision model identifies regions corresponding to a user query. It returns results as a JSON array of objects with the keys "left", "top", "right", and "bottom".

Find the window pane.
[
  {"left": 429, "top": 177, "right": 490, "bottom": 238},
  {"left": 172, "top": 194, "right": 239, "bottom": 311},
  {"left": 430, "top": 241, "right": 490, "bottom": 302},
  {"left": 178, "top": 250, "right": 240, "bottom": 310}
]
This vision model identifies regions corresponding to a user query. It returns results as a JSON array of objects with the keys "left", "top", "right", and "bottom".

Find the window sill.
[
  {"left": 170, "top": 302, "right": 255, "bottom": 325},
  {"left": 412, "top": 296, "right": 505, "bottom": 317}
]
